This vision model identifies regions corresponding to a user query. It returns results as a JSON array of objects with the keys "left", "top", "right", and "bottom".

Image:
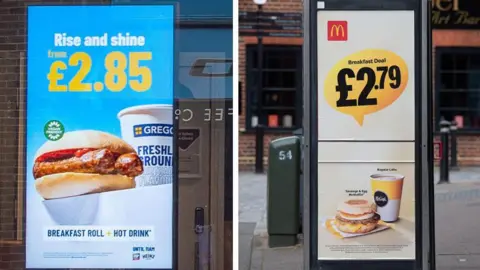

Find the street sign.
[
  {"left": 239, "top": 24, "right": 302, "bottom": 31},
  {"left": 303, "top": 0, "right": 434, "bottom": 269},
  {"left": 240, "top": 11, "right": 302, "bottom": 18},
  {"left": 239, "top": 11, "right": 302, "bottom": 25},
  {"left": 434, "top": 141, "right": 442, "bottom": 160},
  {"left": 239, "top": 31, "right": 303, "bottom": 37},
  {"left": 239, "top": 11, "right": 303, "bottom": 37}
]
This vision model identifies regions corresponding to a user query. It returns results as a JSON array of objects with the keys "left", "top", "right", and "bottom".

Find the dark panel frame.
[{"left": 306, "top": 0, "right": 432, "bottom": 269}]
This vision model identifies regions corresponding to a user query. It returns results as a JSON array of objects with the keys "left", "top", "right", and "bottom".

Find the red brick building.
[
  {"left": 239, "top": 0, "right": 303, "bottom": 170},
  {"left": 432, "top": 0, "right": 480, "bottom": 165},
  {"left": 239, "top": 0, "right": 480, "bottom": 170}
]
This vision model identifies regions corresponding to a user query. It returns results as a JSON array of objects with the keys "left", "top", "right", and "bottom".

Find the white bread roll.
[
  {"left": 35, "top": 172, "right": 135, "bottom": 200},
  {"left": 337, "top": 199, "right": 374, "bottom": 215}
]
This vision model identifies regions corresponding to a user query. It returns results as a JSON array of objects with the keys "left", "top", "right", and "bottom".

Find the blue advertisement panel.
[{"left": 26, "top": 5, "right": 174, "bottom": 269}]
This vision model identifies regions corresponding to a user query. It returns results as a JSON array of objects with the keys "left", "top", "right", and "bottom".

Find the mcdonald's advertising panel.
[
  {"left": 26, "top": 5, "right": 175, "bottom": 269},
  {"left": 316, "top": 11, "right": 416, "bottom": 260}
]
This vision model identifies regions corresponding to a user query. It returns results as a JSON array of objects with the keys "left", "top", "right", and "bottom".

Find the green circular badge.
[{"left": 44, "top": 120, "right": 64, "bottom": 141}]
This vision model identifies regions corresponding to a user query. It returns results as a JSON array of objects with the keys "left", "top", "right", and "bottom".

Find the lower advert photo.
[
  {"left": 317, "top": 141, "right": 416, "bottom": 262},
  {"left": 318, "top": 163, "right": 415, "bottom": 260}
]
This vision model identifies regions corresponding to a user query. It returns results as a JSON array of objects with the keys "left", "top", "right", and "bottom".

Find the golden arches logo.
[{"left": 330, "top": 25, "right": 345, "bottom": 37}]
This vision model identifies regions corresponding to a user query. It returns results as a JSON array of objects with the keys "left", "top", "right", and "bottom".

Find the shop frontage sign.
[
  {"left": 26, "top": 5, "right": 175, "bottom": 269},
  {"left": 432, "top": 0, "right": 480, "bottom": 29}
]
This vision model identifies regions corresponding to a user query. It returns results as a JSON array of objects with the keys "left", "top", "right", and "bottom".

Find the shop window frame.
[
  {"left": 245, "top": 45, "right": 303, "bottom": 132},
  {"left": 435, "top": 46, "right": 480, "bottom": 132}
]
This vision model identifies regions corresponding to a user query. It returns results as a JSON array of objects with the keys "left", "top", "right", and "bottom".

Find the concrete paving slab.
[
  {"left": 239, "top": 222, "right": 256, "bottom": 270},
  {"left": 249, "top": 243, "right": 263, "bottom": 270},
  {"left": 261, "top": 245, "right": 303, "bottom": 270}
]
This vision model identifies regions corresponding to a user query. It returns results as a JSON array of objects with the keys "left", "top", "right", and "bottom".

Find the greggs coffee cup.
[
  {"left": 370, "top": 173, "right": 404, "bottom": 222},
  {"left": 118, "top": 104, "right": 173, "bottom": 187}
]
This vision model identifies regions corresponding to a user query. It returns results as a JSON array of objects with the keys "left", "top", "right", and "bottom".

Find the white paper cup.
[
  {"left": 118, "top": 104, "right": 173, "bottom": 187},
  {"left": 370, "top": 173, "right": 405, "bottom": 222},
  {"left": 43, "top": 194, "right": 100, "bottom": 225}
]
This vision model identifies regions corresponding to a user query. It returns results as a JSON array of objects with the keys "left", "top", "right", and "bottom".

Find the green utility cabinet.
[{"left": 267, "top": 136, "right": 301, "bottom": 247}]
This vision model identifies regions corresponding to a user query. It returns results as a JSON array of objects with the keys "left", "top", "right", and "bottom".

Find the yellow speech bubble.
[{"left": 324, "top": 49, "right": 408, "bottom": 126}]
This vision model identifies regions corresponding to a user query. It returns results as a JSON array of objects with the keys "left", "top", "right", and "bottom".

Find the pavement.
[{"left": 239, "top": 167, "right": 480, "bottom": 270}]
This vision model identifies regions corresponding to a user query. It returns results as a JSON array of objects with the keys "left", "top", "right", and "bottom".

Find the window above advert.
[{"left": 111, "top": 0, "right": 232, "bottom": 19}]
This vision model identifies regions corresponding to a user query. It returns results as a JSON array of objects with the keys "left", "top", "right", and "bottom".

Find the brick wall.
[
  {"left": 1, "top": 1, "right": 29, "bottom": 268},
  {"left": 0, "top": 1, "right": 108, "bottom": 269},
  {"left": 239, "top": 0, "right": 303, "bottom": 171}
]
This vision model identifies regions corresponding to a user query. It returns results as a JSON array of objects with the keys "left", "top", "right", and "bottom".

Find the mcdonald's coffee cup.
[
  {"left": 370, "top": 173, "right": 404, "bottom": 223},
  {"left": 118, "top": 104, "right": 173, "bottom": 187}
]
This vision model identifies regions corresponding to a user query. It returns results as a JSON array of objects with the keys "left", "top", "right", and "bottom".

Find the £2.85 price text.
[{"left": 47, "top": 51, "right": 152, "bottom": 92}]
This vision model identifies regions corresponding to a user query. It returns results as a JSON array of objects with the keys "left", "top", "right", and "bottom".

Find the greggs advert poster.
[
  {"left": 316, "top": 11, "right": 416, "bottom": 260},
  {"left": 26, "top": 5, "right": 174, "bottom": 269}
]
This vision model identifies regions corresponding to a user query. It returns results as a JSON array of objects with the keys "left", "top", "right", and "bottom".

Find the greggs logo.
[{"left": 327, "top": 21, "right": 348, "bottom": 41}]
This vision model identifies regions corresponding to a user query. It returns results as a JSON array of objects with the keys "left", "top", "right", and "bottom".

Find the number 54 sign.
[
  {"left": 324, "top": 49, "right": 409, "bottom": 125},
  {"left": 279, "top": 150, "right": 293, "bottom": 161}
]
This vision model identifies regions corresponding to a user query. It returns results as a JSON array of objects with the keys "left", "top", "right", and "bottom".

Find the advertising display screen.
[
  {"left": 316, "top": 10, "right": 416, "bottom": 260},
  {"left": 26, "top": 5, "right": 175, "bottom": 269}
]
